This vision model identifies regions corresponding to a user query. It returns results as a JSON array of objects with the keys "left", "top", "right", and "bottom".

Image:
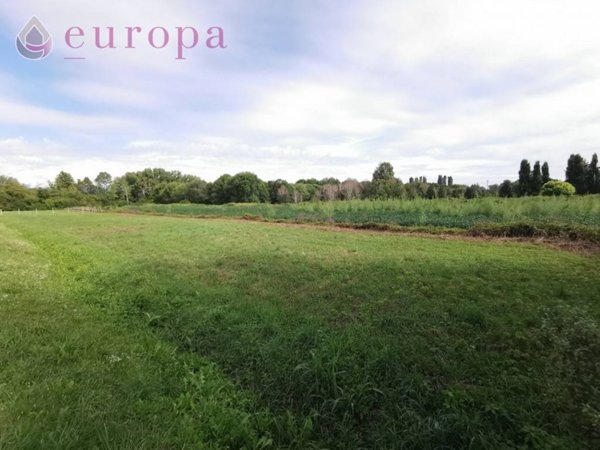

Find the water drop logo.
[{"left": 16, "top": 17, "right": 53, "bottom": 60}]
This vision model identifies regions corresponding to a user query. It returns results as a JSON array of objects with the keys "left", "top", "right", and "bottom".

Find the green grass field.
[
  {"left": 1, "top": 212, "right": 599, "bottom": 449},
  {"left": 118, "top": 195, "right": 600, "bottom": 229}
]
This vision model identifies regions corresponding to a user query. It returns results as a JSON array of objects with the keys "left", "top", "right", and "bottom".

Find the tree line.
[
  {"left": 0, "top": 153, "right": 598, "bottom": 211},
  {"left": 496, "top": 153, "right": 599, "bottom": 197},
  {"left": 0, "top": 165, "right": 469, "bottom": 211}
]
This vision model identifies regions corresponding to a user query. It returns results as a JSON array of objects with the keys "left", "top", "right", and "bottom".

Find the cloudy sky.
[{"left": 1, "top": 0, "right": 599, "bottom": 187}]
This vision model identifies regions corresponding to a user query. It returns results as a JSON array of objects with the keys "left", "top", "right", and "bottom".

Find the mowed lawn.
[{"left": 0, "top": 212, "right": 598, "bottom": 449}]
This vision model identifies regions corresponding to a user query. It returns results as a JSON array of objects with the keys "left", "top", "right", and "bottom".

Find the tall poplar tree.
[{"left": 518, "top": 159, "right": 531, "bottom": 196}]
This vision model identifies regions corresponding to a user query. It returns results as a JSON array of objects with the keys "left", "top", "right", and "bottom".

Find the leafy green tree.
[
  {"left": 319, "top": 177, "right": 340, "bottom": 186},
  {"left": 46, "top": 188, "right": 91, "bottom": 209},
  {"left": 465, "top": 184, "right": 483, "bottom": 199},
  {"left": 183, "top": 178, "right": 209, "bottom": 203},
  {"left": 54, "top": 171, "right": 76, "bottom": 191},
  {"left": 530, "top": 161, "right": 543, "bottom": 195},
  {"left": 0, "top": 178, "right": 38, "bottom": 210},
  {"left": 487, "top": 184, "right": 500, "bottom": 197},
  {"left": 110, "top": 178, "right": 131, "bottom": 204},
  {"left": 369, "top": 179, "right": 404, "bottom": 199},
  {"left": 541, "top": 180, "right": 576, "bottom": 196},
  {"left": 268, "top": 179, "right": 293, "bottom": 203},
  {"left": 295, "top": 178, "right": 320, "bottom": 185},
  {"left": 449, "top": 185, "right": 466, "bottom": 198},
  {"left": 46, "top": 171, "right": 95, "bottom": 208},
  {"left": 153, "top": 181, "right": 189, "bottom": 204},
  {"left": 118, "top": 172, "right": 140, "bottom": 202},
  {"left": 77, "top": 177, "right": 97, "bottom": 195},
  {"left": 426, "top": 184, "right": 438, "bottom": 199},
  {"left": 541, "top": 162, "right": 550, "bottom": 184},
  {"left": 36, "top": 187, "right": 50, "bottom": 203},
  {"left": 208, "top": 174, "right": 233, "bottom": 204},
  {"left": 227, "top": 172, "right": 269, "bottom": 203},
  {"left": 498, "top": 180, "right": 513, "bottom": 198},
  {"left": 103, "top": 169, "right": 207, "bottom": 204},
  {"left": 404, "top": 183, "right": 418, "bottom": 199},
  {"left": 416, "top": 181, "right": 429, "bottom": 198},
  {"left": 0, "top": 175, "right": 18, "bottom": 184},
  {"left": 372, "top": 162, "right": 395, "bottom": 182},
  {"left": 518, "top": 159, "right": 531, "bottom": 196},
  {"left": 293, "top": 182, "right": 318, "bottom": 202},
  {"left": 566, "top": 154, "right": 588, "bottom": 194},
  {"left": 588, "top": 153, "right": 599, "bottom": 194},
  {"left": 95, "top": 172, "right": 112, "bottom": 192}
]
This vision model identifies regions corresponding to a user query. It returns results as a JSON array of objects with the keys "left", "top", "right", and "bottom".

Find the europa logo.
[
  {"left": 16, "top": 16, "right": 226, "bottom": 61},
  {"left": 16, "top": 17, "right": 53, "bottom": 60}
]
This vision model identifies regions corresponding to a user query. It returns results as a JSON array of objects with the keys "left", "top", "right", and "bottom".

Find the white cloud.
[
  {"left": 0, "top": 98, "right": 138, "bottom": 131},
  {"left": 1, "top": 1, "right": 600, "bottom": 187},
  {"left": 339, "top": 0, "right": 600, "bottom": 70},
  {"left": 245, "top": 82, "right": 416, "bottom": 136}
]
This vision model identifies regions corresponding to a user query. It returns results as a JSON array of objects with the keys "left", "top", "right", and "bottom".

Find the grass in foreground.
[
  {"left": 1, "top": 212, "right": 599, "bottom": 449},
  {"left": 0, "top": 221, "right": 272, "bottom": 449}
]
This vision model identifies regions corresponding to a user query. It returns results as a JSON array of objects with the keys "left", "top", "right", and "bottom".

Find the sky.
[{"left": 1, "top": 0, "right": 599, "bottom": 187}]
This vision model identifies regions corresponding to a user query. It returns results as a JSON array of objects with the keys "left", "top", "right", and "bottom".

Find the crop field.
[
  {"left": 118, "top": 196, "right": 600, "bottom": 230},
  {"left": 1, "top": 212, "right": 599, "bottom": 449}
]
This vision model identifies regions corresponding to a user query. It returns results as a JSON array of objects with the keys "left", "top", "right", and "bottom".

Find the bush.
[{"left": 541, "top": 180, "right": 576, "bottom": 196}]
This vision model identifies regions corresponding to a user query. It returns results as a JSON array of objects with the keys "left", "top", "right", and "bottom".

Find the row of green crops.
[{"left": 117, "top": 195, "right": 600, "bottom": 229}]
